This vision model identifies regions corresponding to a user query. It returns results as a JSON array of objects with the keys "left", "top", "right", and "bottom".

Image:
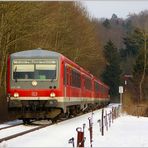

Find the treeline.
[
  {"left": 0, "top": 2, "right": 105, "bottom": 95},
  {"left": 94, "top": 12, "right": 148, "bottom": 101}
]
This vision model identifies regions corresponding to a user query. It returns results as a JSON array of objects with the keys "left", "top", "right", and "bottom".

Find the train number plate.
[{"left": 32, "top": 92, "right": 38, "bottom": 97}]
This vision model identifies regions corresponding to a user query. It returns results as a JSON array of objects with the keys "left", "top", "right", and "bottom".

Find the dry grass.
[{"left": 123, "top": 91, "right": 148, "bottom": 117}]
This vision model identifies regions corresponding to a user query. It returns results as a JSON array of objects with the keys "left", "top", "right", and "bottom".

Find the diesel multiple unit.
[{"left": 7, "top": 49, "right": 110, "bottom": 123}]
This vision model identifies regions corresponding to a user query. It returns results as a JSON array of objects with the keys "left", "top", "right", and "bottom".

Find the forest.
[{"left": 0, "top": 2, "right": 147, "bottom": 120}]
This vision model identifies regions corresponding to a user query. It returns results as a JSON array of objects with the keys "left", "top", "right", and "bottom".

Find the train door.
[
  {"left": 66, "top": 66, "right": 71, "bottom": 100},
  {"left": 81, "top": 75, "right": 85, "bottom": 97},
  {"left": 91, "top": 78, "right": 95, "bottom": 104}
]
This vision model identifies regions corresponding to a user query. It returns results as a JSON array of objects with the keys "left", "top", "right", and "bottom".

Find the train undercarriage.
[{"left": 8, "top": 99, "right": 109, "bottom": 124}]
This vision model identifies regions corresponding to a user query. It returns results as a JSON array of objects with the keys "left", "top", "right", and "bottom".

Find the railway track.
[
  {"left": 0, "top": 123, "right": 23, "bottom": 131},
  {"left": 0, "top": 123, "right": 52, "bottom": 143},
  {"left": 0, "top": 119, "right": 37, "bottom": 131},
  {"left": 0, "top": 115, "right": 74, "bottom": 143},
  {"left": 0, "top": 108, "right": 102, "bottom": 143}
]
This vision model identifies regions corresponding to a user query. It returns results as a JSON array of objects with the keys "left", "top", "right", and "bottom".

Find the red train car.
[{"left": 7, "top": 49, "right": 110, "bottom": 123}]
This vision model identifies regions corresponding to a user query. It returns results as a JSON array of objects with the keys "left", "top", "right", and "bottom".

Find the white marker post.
[{"left": 119, "top": 86, "right": 123, "bottom": 112}]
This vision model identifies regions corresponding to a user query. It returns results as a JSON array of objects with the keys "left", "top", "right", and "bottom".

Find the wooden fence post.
[{"left": 101, "top": 108, "right": 104, "bottom": 136}]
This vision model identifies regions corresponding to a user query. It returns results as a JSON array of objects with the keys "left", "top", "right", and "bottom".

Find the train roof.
[
  {"left": 93, "top": 76, "right": 109, "bottom": 89},
  {"left": 11, "top": 48, "right": 61, "bottom": 58}
]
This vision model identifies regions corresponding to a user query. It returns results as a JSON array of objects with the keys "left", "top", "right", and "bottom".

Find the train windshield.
[
  {"left": 35, "top": 64, "right": 56, "bottom": 80},
  {"left": 13, "top": 59, "right": 57, "bottom": 81}
]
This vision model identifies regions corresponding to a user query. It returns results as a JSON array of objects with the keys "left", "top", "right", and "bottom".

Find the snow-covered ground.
[
  {"left": 0, "top": 120, "right": 22, "bottom": 129},
  {"left": 0, "top": 104, "right": 148, "bottom": 147}
]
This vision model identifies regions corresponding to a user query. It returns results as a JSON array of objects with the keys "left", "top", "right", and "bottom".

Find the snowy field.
[{"left": 0, "top": 104, "right": 148, "bottom": 147}]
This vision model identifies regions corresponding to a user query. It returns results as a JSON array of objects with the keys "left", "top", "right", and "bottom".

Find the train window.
[
  {"left": 85, "top": 78, "right": 92, "bottom": 90},
  {"left": 13, "top": 64, "right": 34, "bottom": 80},
  {"left": 64, "top": 65, "right": 67, "bottom": 85},
  {"left": 100, "top": 85, "right": 106, "bottom": 94},
  {"left": 71, "top": 69, "right": 81, "bottom": 88},
  {"left": 94, "top": 81, "right": 99, "bottom": 92},
  {"left": 35, "top": 64, "right": 56, "bottom": 80},
  {"left": 102, "top": 87, "right": 106, "bottom": 94}
]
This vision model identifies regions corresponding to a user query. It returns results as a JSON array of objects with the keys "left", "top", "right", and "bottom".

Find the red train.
[{"left": 7, "top": 49, "right": 110, "bottom": 123}]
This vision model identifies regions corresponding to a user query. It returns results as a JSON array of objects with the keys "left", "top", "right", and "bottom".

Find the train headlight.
[
  {"left": 50, "top": 92, "right": 56, "bottom": 98},
  {"left": 14, "top": 93, "right": 19, "bottom": 98},
  {"left": 32, "top": 80, "right": 37, "bottom": 86}
]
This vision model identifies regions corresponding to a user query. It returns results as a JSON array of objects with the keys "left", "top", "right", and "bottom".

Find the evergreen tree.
[
  {"left": 101, "top": 40, "right": 122, "bottom": 98},
  {"left": 120, "top": 28, "right": 145, "bottom": 75},
  {"left": 123, "top": 28, "right": 144, "bottom": 57},
  {"left": 111, "top": 13, "right": 118, "bottom": 20},
  {"left": 132, "top": 29, "right": 148, "bottom": 77},
  {"left": 102, "top": 19, "right": 111, "bottom": 29},
  {"left": 133, "top": 30, "right": 148, "bottom": 100}
]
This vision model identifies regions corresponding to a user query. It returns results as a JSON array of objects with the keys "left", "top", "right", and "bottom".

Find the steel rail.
[
  {"left": 0, "top": 123, "right": 23, "bottom": 131},
  {"left": 0, "top": 124, "right": 51, "bottom": 143}
]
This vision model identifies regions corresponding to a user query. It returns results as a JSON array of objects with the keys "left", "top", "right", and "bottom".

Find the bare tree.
[{"left": 130, "top": 11, "right": 148, "bottom": 100}]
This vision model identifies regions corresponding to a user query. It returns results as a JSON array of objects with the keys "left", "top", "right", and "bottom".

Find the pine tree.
[
  {"left": 102, "top": 19, "right": 110, "bottom": 29},
  {"left": 123, "top": 28, "right": 144, "bottom": 57},
  {"left": 133, "top": 30, "right": 148, "bottom": 100},
  {"left": 101, "top": 40, "right": 122, "bottom": 99}
]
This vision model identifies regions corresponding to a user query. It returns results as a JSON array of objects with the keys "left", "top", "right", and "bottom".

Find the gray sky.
[{"left": 82, "top": 1, "right": 148, "bottom": 19}]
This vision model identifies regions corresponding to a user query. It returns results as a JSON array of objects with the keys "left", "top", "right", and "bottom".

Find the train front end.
[{"left": 7, "top": 49, "right": 63, "bottom": 122}]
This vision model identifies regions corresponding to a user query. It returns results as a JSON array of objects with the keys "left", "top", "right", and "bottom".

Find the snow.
[
  {"left": 0, "top": 120, "right": 22, "bottom": 129},
  {"left": 93, "top": 116, "right": 148, "bottom": 147},
  {"left": 0, "top": 125, "right": 38, "bottom": 140},
  {"left": 0, "top": 104, "right": 148, "bottom": 147}
]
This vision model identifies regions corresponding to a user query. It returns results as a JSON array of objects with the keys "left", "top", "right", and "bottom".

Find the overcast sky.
[{"left": 82, "top": 1, "right": 148, "bottom": 19}]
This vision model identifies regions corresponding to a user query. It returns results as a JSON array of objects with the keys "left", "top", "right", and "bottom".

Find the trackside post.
[
  {"left": 76, "top": 124, "right": 86, "bottom": 147},
  {"left": 88, "top": 117, "right": 93, "bottom": 147},
  {"left": 101, "top": 108, "right": 104, "bottom": 136},
  {"left": 68, "top": 137, "right": 75, "bottom": 147},
  {"left": 119, "top": 86, "right": 123, "bottom": 112},
  {"left": 105, "top": 111, "right": 108, "bottom": 131}
]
